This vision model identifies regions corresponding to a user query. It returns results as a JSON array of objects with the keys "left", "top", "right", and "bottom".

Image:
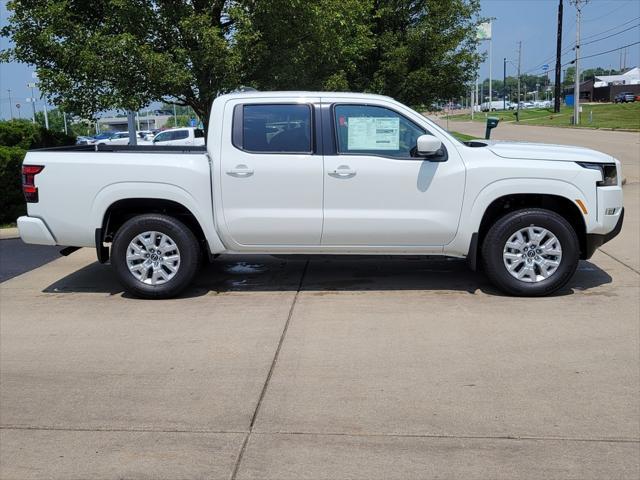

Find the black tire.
[
  {"left": 111, "top": 214, "right": 202, "bottom": 299},
  {"left": 481, "top": 208, "right": 580, "bottom": 296}
]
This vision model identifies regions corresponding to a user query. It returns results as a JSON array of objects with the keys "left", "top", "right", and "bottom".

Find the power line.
[
  {"left": 582, "top": 0, "right": 636, "bottom": 22},
  {"left": 562, "top": 40, "right": 640, "bottom": 67},
  {"left": 581, "top": 23, "right": 639, "bottom": 46},
  {"left": 581, "top": 16, "right": 640, "bottom": 41},
  {"left": 520, "top": 16, "right": 640, "bottom": 75}
]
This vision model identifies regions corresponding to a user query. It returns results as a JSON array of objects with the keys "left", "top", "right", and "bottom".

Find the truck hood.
[{"left": 486, "top": 141, "right": 614, "bottom": 164}]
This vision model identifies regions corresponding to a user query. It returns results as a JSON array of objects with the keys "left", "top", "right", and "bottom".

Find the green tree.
[
  {"left": 351, "top": 0, "right": 484, "bottom": 107},
  {"left": 3, "top": 0, "right": 484, "bottom": 125},
  {"left": 2, "top": 0, "right": 244, "bottom": 130}
]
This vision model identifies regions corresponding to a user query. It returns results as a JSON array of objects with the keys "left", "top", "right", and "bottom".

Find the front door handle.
[
  {"left": 329, "top": 165, "right": 356, "bottom": 178},
  {"left": 226, "top": 165, "right": 254, "bottom": 177}
]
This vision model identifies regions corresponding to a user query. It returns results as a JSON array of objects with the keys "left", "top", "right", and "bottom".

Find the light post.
[
  {"left": 27, "top": 82, "right": 37, "bottom": 123},
  {"left": 7, "top": 90, "right": 14, "bottom": 119}
]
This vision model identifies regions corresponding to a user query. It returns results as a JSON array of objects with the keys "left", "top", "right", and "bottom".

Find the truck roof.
[{"left": 216, "top": 90, "right": 394, "bottom": 102}]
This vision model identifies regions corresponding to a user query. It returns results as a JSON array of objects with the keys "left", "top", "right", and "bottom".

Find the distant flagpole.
[{"left": 489, "top": 19, "right": 493, "bottom": 109}]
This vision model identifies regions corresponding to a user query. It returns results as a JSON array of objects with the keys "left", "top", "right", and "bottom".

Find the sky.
[{"left": 1, "top": 0, "right": 639, "bottom": 119}]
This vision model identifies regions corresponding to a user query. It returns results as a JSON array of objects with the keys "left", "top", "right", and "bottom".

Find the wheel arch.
[
  {"left": 468, "top": 193, "right": 587, "bottom": 270},
  {"left": 91, "top": 182, "right": 226, "bottom": 263}
]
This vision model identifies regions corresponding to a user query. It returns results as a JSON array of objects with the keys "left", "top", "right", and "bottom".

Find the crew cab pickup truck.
[{"left": 18, "top": 91, "right": 624, "bottom": 298}]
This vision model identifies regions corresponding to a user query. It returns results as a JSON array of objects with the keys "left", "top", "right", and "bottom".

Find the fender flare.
[
  {"left": 90, "top": 182, "right": 226, "bottom": 255},
  {"left": 448, "top": 178, "right": 590, "bottom": 258}
]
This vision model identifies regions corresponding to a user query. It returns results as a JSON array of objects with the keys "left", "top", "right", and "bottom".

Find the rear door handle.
[
  {"left": 329, "top": 166, "right": 356, "bottom": 177},
  {"left": 226, "top": 165, "right": 254, "bottom": 177}
]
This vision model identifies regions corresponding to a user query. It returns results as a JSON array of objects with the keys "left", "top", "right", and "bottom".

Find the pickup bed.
[{"left": 18, "top": 91, "right": 624, "bottom": 298}]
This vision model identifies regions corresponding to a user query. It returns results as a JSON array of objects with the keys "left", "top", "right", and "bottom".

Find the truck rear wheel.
[
  {"left": 111, "top": 214, "right": 202, "bottom": 299},
  {"left": 481, "top": 208, "right": 580, "bottom": 296}
]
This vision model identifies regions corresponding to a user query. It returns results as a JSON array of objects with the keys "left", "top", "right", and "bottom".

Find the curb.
[{"left": 0, "top": 227, "right": 20, "bottom": 240}]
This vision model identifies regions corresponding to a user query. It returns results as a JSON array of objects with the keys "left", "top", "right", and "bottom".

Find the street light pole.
[
  {"left": 503, "top": 57, "right": 507, "bottom": 110},
  {"left": 43, "top": 100, "right": 49, "bottom": 129},
  {"left": 517, "top": 41, "right": 522, "bottom": 121},
  {"left": 7, "top": 89, "right": 13, "bottom": 120},
  {"left": 27, "top": 82, "right": 37, "bottom": 123}
]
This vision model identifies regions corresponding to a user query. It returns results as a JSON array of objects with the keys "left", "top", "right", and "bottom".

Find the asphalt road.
[{"left": 0, "top": 238, "right": 63, "bottom": 283}]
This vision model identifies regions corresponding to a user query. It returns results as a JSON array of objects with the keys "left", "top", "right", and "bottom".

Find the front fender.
[{"left": 447, "top": 178, "right": 592, "bottom": 257}]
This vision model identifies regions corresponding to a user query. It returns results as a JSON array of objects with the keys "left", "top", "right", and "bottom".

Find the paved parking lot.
[{"left": 1, "top": 126, "right": 639, "bottom": 479}]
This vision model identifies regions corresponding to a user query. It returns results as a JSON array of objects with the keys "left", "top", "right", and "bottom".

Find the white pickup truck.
[{"left": 18, "top": 91, "right": 624, "bottom": 298}]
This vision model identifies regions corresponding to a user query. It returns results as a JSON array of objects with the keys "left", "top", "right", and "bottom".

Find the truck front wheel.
[
  {"left": 481, "top": 209, "right": 580, "bottom": 296},
  {"left": 111, "top": 214, "right": 202, "bottom": 299}
]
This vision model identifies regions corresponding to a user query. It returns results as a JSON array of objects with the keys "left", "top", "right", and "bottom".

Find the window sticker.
[{"left": 347, "top": 117, "right": 400, "bottom": 150}]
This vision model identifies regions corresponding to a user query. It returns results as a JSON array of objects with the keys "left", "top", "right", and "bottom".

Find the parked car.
[
  {"left": 18, "top": 91, "right": 623, "bottom": 299},
  {"left": 94, "top": 131, "right": 132, "bottom": 145},
  {"left": 152, "top": 127, "right": 205, "bottom": 146},
  {"left": 614, "top": 92, "right": 636, "bottom": 103},
  {"left": 92, "top": 132, "right": 115, "bottom": 142},
  {"left": 75, "top": 136, "right": 94, "bottom": 145}
]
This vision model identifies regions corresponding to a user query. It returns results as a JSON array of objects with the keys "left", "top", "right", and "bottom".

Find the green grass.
[
  {"left": 1, "top": 223, "right": 17, "bottom": 229},
  {"left": 448, "top": 102, "right": 640, "bottom": 131},
  {"left": 449, "top": 131, "right": 479, "bottom": 142}
]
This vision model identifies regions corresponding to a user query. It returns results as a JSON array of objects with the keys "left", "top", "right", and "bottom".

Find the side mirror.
[{"left": 416, "top": 135, "right": 442, "bottom": 156}]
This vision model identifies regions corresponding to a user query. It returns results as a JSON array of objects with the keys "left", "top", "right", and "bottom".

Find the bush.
[
  {"left": 0, "top": 119, "right": 76, "bottom": 149},
  {"left": 0, "top": 146, "right": 28, "bottom": 224},
  {"left": 0, "top": 120, "right": 76, "bottom": 225}
]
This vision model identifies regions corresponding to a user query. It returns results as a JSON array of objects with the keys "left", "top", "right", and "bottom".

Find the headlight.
[{"left": 576, "top": 162, "right": 618, "bottom": 186}]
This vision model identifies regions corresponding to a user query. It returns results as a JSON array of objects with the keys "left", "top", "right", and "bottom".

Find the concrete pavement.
[{"left": 1, "top": 125, "right": 639, "bottom": 478}]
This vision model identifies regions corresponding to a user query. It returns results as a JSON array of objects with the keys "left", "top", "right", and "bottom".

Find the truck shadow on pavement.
[{"left": 43, "top": 254, "right": 612, "bottom": 298}]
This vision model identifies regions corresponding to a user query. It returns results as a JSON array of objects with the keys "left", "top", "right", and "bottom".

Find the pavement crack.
[
  {"left": 598, "top": 248, "right": 640, "bottom": 275},
  {"left": 0, "top": 425, "right": 245, "bottom": 435},
  {"left": 230, "top": 259, "right": 310, "bottom": 480},
  {"left": 251, "top": 430, "right": 640, "bottom": 444}
]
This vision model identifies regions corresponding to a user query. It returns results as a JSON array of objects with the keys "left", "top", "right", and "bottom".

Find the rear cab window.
[{"left": 233, "top": 104, "right": 313, "bottom": 153}]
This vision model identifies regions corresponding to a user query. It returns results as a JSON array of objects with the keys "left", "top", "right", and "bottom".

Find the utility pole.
[
  {"left": 63, "top": 112, "right": 68, "bottom": 135},
  {"left": 554, "top": 0, "right": 563, "bottom": 113},
  {"left": 571, "top": 0, "right": 588, "bottom": 125},
  {"left": 173, "top": 103, "right": 178, "bottom": 127},
  {"left": 503, "top": 57, "right": 507, "bottom": 110},
  {"left": 517, "top": 41, "right": 522, "bottom": 121},
  {"left": 7, "top": 89, "right": 14, "bottom": 120}
]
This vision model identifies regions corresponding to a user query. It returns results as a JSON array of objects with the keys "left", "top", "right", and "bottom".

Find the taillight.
[{"left": 22, "top": 165, "right": 44, "bottom": 203}]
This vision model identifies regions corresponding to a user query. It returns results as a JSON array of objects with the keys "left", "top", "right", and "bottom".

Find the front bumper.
[
  {"left": 17, "top": 216, "right": 57, "bottom": 246},
  {"left": 584, "top": 207, "right": 624, "bottom": 259}
]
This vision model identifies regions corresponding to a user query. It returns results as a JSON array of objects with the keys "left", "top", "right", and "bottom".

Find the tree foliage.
[{"left": 2, "top": 0, "right": 484, "bottom": 126}]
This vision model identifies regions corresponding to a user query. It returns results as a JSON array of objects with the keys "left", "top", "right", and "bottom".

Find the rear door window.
[
  {"left": 173, "top": 130, "right": 189, "bottom": 140},
  {"left": 237, "top": 104, "right": 312, "bottom": 153}
]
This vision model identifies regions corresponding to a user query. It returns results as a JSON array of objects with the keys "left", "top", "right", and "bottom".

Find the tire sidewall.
[
  {"left": 482, "top": 209, "right": 580, "bottom": 296},
  {"left": 111, "top": 215, "right": 201, "bottom": 299}
]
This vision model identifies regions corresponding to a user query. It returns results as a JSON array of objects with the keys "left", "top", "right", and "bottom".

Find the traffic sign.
[{"left": 542, "top": 64, "right": 549, "bottom": 71}]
